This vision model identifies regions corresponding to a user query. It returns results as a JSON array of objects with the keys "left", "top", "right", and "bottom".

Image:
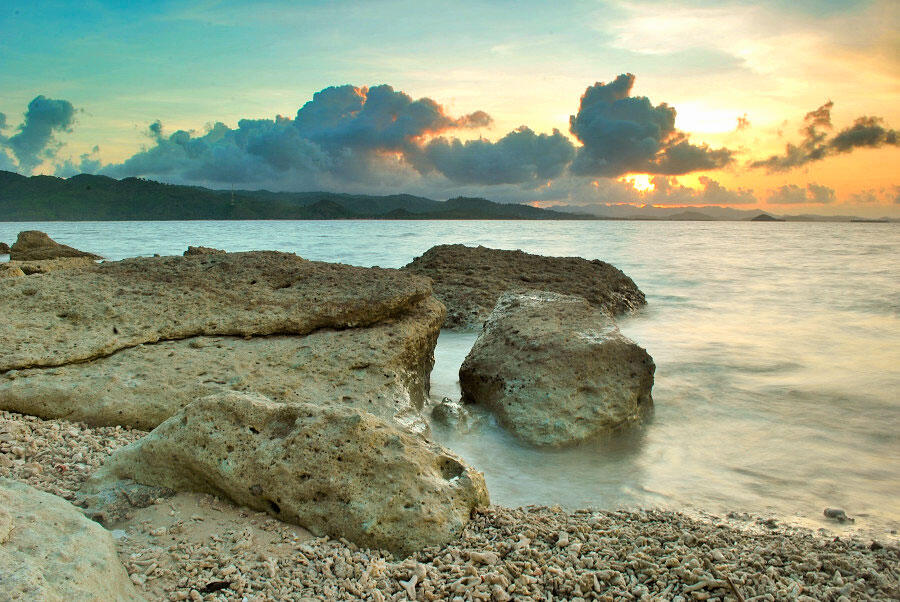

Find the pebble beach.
[{"left": 3, "top": 408, "right": 898, "bottom": 601}]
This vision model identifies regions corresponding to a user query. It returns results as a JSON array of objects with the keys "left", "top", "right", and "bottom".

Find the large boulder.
[
  {"left": 85, "top": 392, "right": 490, "bottom": 556},
  {"left": 0, "top": 251, "right": 431, "bottom": 372},
  {"left": 183, "top": 245, "right": 225, "bottom": 256},
  {"left": 402, "top": 244, "right": 645, "bottom": 329},
  {"left": 0, "top": 251, "right": 441, "bottom": 432},
  {"left": 0, "top": 242, "right": 9, "bottom": 254},
  {"left": 0, "top": 297, "right": 444, "bottom": 432},
  {"left": 460, "top": 292, "right": 655, "bottom": 447},
  {"left": 0, "top": 479, "right": 144, "bottom": 601},
  {"left": 9, "top": 230, "right": 102, "bottom": 261}
]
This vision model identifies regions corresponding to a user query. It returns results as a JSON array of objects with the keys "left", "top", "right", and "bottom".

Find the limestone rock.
[
  {"left": 0, "top": 479, "right": 143, "bottom": 601},
  {"left": 184, "top": 245, "right": 225, "bottom": 256},
  {"left": 85, "top": 392, "right": 490, "bottom": 556},
  {"left": 0, "top": 265, "right": 25, "bottom": 279},
  {"left": 0, "top": 297, "right": 444, "bottom": 431},
  {"left": 402, "top": 244, "right": 645, "bottom": 329},
  {"left": 6, "top": 256, "right": 97, "bottom": 275},
  {"left": 0, "top": 242, "right": 9, "bottom": 254},
  {"left": 9, "top": 230, "right": 102, "bottom": 261},
  {"left": 0, "top": 251, "right": 431, "bottom": 372},
  {"left": 460, "top": 292, "right": 654, "bottom": 447}
]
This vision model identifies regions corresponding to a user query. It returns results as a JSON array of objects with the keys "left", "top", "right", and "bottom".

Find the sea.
[{"left": 2, "top": 220, "right": 898, "bottom": 540}]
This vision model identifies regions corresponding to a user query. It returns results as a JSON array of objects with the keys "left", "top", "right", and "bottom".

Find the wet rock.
[
  {"left": 0, "top": 250, "right": 431, "bottom": 372},
  {"left": 9, "top": 230, "right": 102, "bottom": 261},
  {"left": 0, "top": 479, "right": 144, "bottom": 601},
  {"left": 431, "top": 397, "right": 470, "bottom": 429},
  {"left": 183, "top": 246, "right": 226, "bottom": 256},
  {"left": 84, "top": 392, "right": 490, "bottom": 556},
  {"left": 402, "top": 244, "right": 645, "bottom": 329},
  {"left": 460, "top": 292, "right": 654, "bottom": 446},
  {"left": 1, "top": 296, "right": 444, "bottom": 431}
]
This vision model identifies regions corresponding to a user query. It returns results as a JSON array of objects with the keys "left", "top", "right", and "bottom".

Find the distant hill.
[
  {"left": 666, "top": 211, "right": 716, "bottom": 221},
  {"left": 0, "top": 171, "right": 592, "bottom": 221},
  {"left": 750, "top": 213, "right": 785, "bottom": 222}
]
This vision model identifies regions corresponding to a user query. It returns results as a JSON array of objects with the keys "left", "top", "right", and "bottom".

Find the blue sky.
[{"left": 1, "top": 0, "right": 898, "bottom": 214}]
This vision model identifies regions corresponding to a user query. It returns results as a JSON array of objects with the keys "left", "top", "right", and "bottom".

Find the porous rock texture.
[
  {"left": 0, "top": 266, "right": 25, "bottom": 279},
  {"left": 3, "top": 256, "right": 97, "bottom": 275},
  {"left": 402, "top": 244, "right": 646, "bottom": 329},
  {"left": 183, "top": 245, "right": 225, "bottom": 256},
  {"left": 86, "top": 392, "right": 490, "bottom": 556},
  {"left": 0, "top": 296, "right": 444, "bottom": 432},
  {"left": 0, "top": 250, "right": 432, "bottom": 372},
  {"left": 460, "top": 292, "right": 655, "bottom": 447},
  {"left": 8, "top": 230, "right": 102, "bottom": 261},
  {"left": 0, "top": 479, "right": 144, "bottom": 601}
]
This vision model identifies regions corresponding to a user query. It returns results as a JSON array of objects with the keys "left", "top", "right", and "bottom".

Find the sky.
[{"left": 1, "top": 0, "right": 898, "bottom": 216}]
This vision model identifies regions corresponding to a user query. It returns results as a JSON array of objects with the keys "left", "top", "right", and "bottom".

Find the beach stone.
[
  {"left": 0, "top": 251, "right": 431, "bottom": 372},
  {"left": 85, "top": 392, "right": 490, "bottom": 556},
  {"left": 183, "top": 245, "right": 225, "bottom": 256},
  {"left": 0, "top": 296, "right": 444, "bottom": 431},
  {"left": 6, "top": 256, "right": 97, "bottom": 275},
  {"left": 8, "top": 230, "right": 102, "bottom": 261},
  {"left": 402, "top": 244, "right": 645, "bottom": 329},
  {"left": 460, "top": 292, "right": 654, "bottom": 446},
  {"left": 0, "top": 265, "right": 26, "bottom": 279},
  {"left": 0, "top": 479, "right": 144, "bottom": 601}
]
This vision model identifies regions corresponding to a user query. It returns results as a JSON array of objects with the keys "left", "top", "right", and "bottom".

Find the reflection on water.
[{"left": 1, "top": 220, "right": 897, "bottom": 539}]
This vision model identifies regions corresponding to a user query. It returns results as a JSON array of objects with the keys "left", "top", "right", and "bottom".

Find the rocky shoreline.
[
  {"left": 3, "top": 409, "right": 898, "bottom": 601},
  {"left": 1, "top": 233, "right": 898, "bottom": 600}
]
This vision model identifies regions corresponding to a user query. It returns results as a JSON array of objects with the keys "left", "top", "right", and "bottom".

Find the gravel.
[{"left": 2, "top": 409, "right": 898, "bottom": 601}]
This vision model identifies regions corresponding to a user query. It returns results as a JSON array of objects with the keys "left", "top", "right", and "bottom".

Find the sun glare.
[{"left": 622, "top": 174, "right": 655, "bottom": 193}]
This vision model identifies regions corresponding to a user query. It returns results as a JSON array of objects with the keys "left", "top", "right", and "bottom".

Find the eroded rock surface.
[
  {"left": 4, "top": 256, "right": 97, "bottom": 275},
  {"left": 9, "top": 230, "right": 102, "bottom": 261},
  {"left": 86, "top": 392, "right": 490, "bottom": 556},
  {"left": 1, "top": 297, "right": 444, "bottom": 431},
  {"left": 460, "top": 292, "right": 655, "bottom": 447},
  {"left": 184, "top": 245, "right": 225, "bottom": 256},
  {"left": 0, "top": 251, "right": 431, "bottom": 372},
  {"left": 402, "top": 244, "right": 645, "bottom": 329},
  {"left": 0, "top": 479, "right": 143, "bottom": 601},
  {"left": 0, "top": 242, "right": 9, "bottom": 254},
  {"left": 0, "top": 266, "right": 25, "bottom": 279}
]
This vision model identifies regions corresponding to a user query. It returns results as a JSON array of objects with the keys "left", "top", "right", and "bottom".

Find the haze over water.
[{"left": 2, "top": 219, "right": 897, "bottom": 539}]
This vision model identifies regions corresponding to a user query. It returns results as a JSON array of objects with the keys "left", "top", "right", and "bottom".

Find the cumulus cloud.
[
  {"left": 767, "top": 183, "right": 836, "bottom": 204},
  {"left": 568, "top": 73, "right": 734, "bottom": 177},
  {"left": 751, "top": 101, "right": 899, "bottom": 172},
  {"left": 417, "top": 126, "right": 575, "bottom": 185},
  {"left": 54, "top": 145, "right": 103, "bottom": 178},
  {"left": 637, "top": 175, "right": 757, "bottom": 205},
  {"left": 1, "top": 95, "right": 76, "bottom": 173},
  {"left": 100, "top": 84, "right": 580, "bottom": 189}
]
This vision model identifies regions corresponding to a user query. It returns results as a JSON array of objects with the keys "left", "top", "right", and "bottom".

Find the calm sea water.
[{"left": 2, "top": 220, "right": 898, "bottom": 539}]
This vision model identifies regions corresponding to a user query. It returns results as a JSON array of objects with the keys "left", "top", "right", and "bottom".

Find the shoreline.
[{"left": 3, "top": 409, "right": 898, "bottom": 601}]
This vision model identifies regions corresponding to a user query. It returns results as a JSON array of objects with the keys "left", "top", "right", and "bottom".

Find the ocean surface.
[{"left": 2, "top": 220, "right": 898, "bottom": 539}]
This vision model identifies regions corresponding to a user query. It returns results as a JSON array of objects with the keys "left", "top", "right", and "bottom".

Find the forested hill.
[{"left": 0, "top": 171, "right": 591, "bottom": 221}]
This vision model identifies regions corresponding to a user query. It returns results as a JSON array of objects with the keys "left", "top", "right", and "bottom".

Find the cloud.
[
  {"left": 640, "top": 175, "right": 757, "bottom": 205},
  {"left": 736, "top": 114, "right": 750, "bottom": 131},
  {"left": 100, "top": 84, "right": 574, "bottom": 189},
  {"left": 1, "top": 95, "right": 76, "bottom": 173},
  {"left": 417, "top": 126, "right": 575, "bottom": 185},
  {"left": 568, "top": 73, "right": 734, "bottom": 177},
  {"left": 767, "top": 183, "right": 836, "bottom": 204},
  {"left": 751, "top": 101, "right": 899, "bottom": 171},
  {"left": 54, "top": 145, "right": 102, "bottom": 178}
]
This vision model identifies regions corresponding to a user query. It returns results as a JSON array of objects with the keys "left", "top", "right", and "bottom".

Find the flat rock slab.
[
  {"left": 0, "top": 251, "right": 431, "bottom": 372},
  {"left": 9, "top": 230, "right": 102, "bottom": 261},
  {"left": 86, "top": 392, "right": 490, "bottom": 557},
  {"left": 0, "top": 479, "right": 144, "bottom": 601},
  {"left": 402, "top": 244, "right": 646, "bottom": 329},
  {"left": 460, "top": 292, "right": 655, "bottom": 447},
  {"left": 0, "top": 297, "right": 444, "bottom": 431}
]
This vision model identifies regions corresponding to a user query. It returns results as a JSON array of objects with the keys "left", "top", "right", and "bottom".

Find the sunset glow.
[{"left": 622, "top": 174, "right": 656, "bottom": 193}]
